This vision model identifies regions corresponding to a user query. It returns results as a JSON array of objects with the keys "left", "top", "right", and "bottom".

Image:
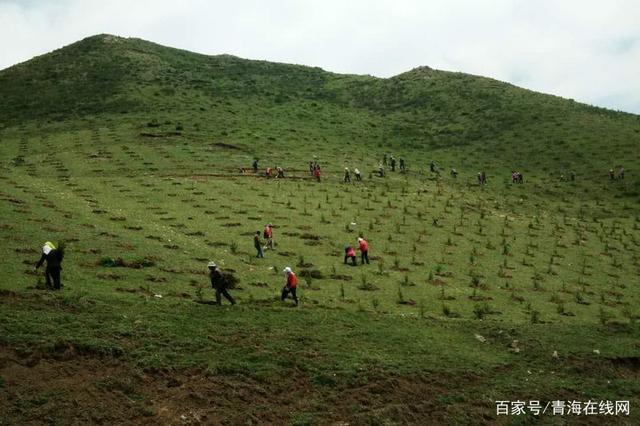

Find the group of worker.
[
  {"left": 31, "top": 154, "right": 629, "bottom": 306},
  {"left": 216, "top": 233, "right": 370, "bottom": 306},
  {"left": 33, "top": 217, "right": 372, "bottom": 306},
  {"left": 343, "top": 167, "right": 362, "bottom": 182}
]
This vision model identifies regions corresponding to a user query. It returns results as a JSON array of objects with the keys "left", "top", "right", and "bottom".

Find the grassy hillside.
[{"left": 1, "top": 34, "right": 639, "bottom": 424}]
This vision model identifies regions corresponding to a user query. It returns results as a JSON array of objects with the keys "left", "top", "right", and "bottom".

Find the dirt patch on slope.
[{"left": 0, "top": 345, "right": 495, "bottom": 425}]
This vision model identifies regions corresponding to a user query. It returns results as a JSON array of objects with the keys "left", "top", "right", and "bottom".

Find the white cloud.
[{"left": 0, "top": 0, "right": 638, "bottom": 113}]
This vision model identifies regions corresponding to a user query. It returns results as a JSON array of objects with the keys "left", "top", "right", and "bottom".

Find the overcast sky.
[{"left": 1, "top": 0, "right": 638, "bottom": 113}]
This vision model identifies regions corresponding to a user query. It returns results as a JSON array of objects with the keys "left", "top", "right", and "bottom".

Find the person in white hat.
[
  {"left": 281, "top": 266, "right": 298, "bottom": 306},
  {"left": 208, "top": 261, "right": 235, "bottom": 305},
  {"left": 357, "top": 237, "right": 370, "bottom": 265},
  {"left": 35, "top": 241, "right": 64, "bottom": 290}
]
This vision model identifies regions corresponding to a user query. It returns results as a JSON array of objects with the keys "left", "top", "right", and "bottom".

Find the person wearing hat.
[
  {"left": 344, "top": 167, "right": 351, "bottom": 183},
  {"left": 354, "top": 168, "right": 362, "bottom": 181},
  {"left": 357, "top": 237, "right": 370, "bottom": 265},
  {"left": 263, "top": 223, "right": 274, "bottom": 250},
  {"left": 281, "top": 267, "right": 298, "bottom": 306},
  {"left": 35, "top": 241, "right": 64, "bottom": 290},
  {"left": 208, "top": 261, "right": 236, "bottom": 305}
]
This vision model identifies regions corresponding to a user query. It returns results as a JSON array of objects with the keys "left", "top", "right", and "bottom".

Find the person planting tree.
[
  {"left": 35, "top": 241, "right": 65, "bottom": 290},
  {"left": 344, "top": 245, "right": 357, "bottom": 266}
]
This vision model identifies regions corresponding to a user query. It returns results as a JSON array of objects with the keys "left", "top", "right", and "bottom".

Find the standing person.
[
  {"left": 517, "top": 172, "right": 524, "bottom": 184},
  {"left": 276, "top": 167, "right": 285, "bottom": 178},
  {"left": 252, "top": 159, "right": 259, "bottom": 173},
  {"left": 344, "top": 245, "right": 357, "bottom": 266},
  {"left": 570, "top": 170, "right": 576, "bottom": 181},
  {"left": 390, "top": 156, "right": 397, "bottom": 172},
  {"left": 344, "top": 167, "right": 351, "bottom": 183},
  {"left": 378, "top": 163, "right": 385, "bottom": 177},
  {"left": 399, "top": 157, "right": 406, "bottom": 172},
  {"left": 609, "top": 169, "right": 615, "bottom": 180},
  {"left": 254, "top": 231, "right": 265, "bottom": 258},
  {"left": 309, "top": 161, "right": 314, "bottom": 176},
  {"left": 35, "top": 241, "right": 64, "bottom": 290},
  {"left": 618, "top": 166, "right": 625, "bottom": 180},
  {"left": 208, "top": 261, "right": 236, "bottom": 305},
  {"left": 354, "top": 168, "right": 362, "bottom": 181},
  {"left": 477, "top": 172, "right": 482, "bottom": 185},
  {"left": 314, "top": 165, "right": 321, "bottom": 182},
  {"left": 263, "top": 223, "right": 274, "bottom": 250},
  {"left": 281, "top": 266, "right": 298, "bottom": 306},
  {"left": 357, "top": 237, "right": 370, "bottom": 265},
  {"left": 383, "top": 153, "right": 388, "bottom": 166},
  {"left": 481, "top": 171, "right": 487, "bottom": 185},
  {"left": 430, "top": 161, "right": 436, "bottom": 173}
]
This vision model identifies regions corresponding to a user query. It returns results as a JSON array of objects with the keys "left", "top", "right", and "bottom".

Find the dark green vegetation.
[{"left": 1, "top": 35, "right": 639, "bottom": 424}]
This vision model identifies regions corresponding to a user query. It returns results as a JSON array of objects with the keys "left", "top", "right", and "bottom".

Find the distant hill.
[{"left": 0, "top": 34, "right": 638, "bottom": 186}]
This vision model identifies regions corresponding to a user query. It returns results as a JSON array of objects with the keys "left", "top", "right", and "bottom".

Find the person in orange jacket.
[
  {"left": 357, "top": 237, "right": 370, "bottom": 265},
  {"left": 281, "top": 266, "right": 298, "bottom": 306}
]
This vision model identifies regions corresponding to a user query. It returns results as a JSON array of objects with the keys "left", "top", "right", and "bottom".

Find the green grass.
[{"left": 0, "top": 34, "right": 639, "bottom": 423}]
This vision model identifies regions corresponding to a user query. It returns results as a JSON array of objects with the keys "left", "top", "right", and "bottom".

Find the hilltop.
[{"left": 1, "top": 34, "right": 638, "bottom": 184}]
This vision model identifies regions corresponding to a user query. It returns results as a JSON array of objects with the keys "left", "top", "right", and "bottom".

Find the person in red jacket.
[
  {"left": 314, "top": 165, "right": 321, "bottom": 182},
  {"left": 358, "top": 237, "right": 370, "bottom": 265},
  {"left": 281, "top": 266, "right": 298, "bottom": 306},
  {"left": 263, "top": 223, "right": 274, "bottom": 250},
  {"left": 344, "top": 245, "right": 357, "bottom": 266}
]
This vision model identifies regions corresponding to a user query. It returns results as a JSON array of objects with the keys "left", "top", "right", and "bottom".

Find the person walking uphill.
[
  {"left": 254, "top": 231, "right": 265, "bottom": 258},
  {"left": 281, "top": 267, "right": 298, "bottom": 306},
  {"left": 358, "top": 237, "right": 370, "bottom": 265},
  {"left": 208, "top": 261, "right": 235, "bottom": 305},
  {"left": 35, "top": 241, "right": 64, "bottom": 290}
]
